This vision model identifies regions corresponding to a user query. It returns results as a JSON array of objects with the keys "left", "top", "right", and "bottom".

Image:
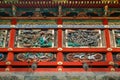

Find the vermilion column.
[
  {"left": 6, "top": 19, "right": 17, "bottom": 63},
  {"left": 57, "top": 18, "right": 63, "bottom": 71},
  {"left": 103, "top": 18, "right": 113, "bottom": 69}
]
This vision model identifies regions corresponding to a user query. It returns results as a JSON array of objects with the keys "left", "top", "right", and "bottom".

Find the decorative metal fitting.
[
  {"left": 8, "top": 48, "right": 13, "bottom": 51},
  {"left": 5, "top": 68, "right": 10, "bottom": 72},
  {"left": 6, "top": 61, "right": 11, "bottom": 65},
  {"left": 10, "top": 25, "right": 16, "bottom": 28},
  {"left": 58, "top": 25, "right": 62, "bottom": 28},
  {"left": 57, "top": 61, "right": 63, "bottom": 65},
  {"left": 107, "top": 48, "right": 112, "bottom": 51},
  {"left": 33, "top": 59, "right": 37, "bottom": 62},
  {"left": 104, "top": 25, "right": 109, "bottom": 28},
  {"left": 57, "top": 48, "right": 63, "bottom": 51},
  {"left": 109, "top": 61, "right": 114, "bottom": 65},
  {"left": 26, "top": 59, "right": 31, "bottom": 63},
  {"left": 58, "top": 68, "right": 62, "bottom": 71},
  {"left": 111, "top": 68, "right": 115, "bottom": 72}
]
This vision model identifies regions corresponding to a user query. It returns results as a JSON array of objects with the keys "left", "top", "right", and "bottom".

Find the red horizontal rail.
[
  {"left": 0, "top": 62, "right": 57, "bottom": 66},
  {"left": 0, "top": 48, "right": 8, "bottom": 52},
  {"left": 2, "top": 48, "right": 120, "bottom": 52},
  {"left": 0, "top": 61, "right": 112, "bottom": 66},
  {"left": 112, "top": 48, "right": 120, "bottom": 52},
  {"left": 63, "top": 62, "right": 110, "bottom": 66},
  {"left": 12, "top": 48, "right": 58, "bottom": 52},
  {"left": 5, "top": 68, "right": 58, "bottom": 72},
  {"left": 1, "top": 48, "right": 120, "bottom": 52},
  {"left": 62, "top": 48, "right": 107, "bottom": 52}
]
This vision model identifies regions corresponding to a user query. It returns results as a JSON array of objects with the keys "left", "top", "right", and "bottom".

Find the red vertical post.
[
  {"left": 57, "top": 18, "right": 63, "bottom": 71},
  {"left": 57, "top": 18, "right": 63, "bottom": 61},
  {"left": 6, "top": 19, "right": 17, "bottom": 65},
  {"left": 57, "top": 27, "right": 62, "bottom": 47},
  {"left": 103, "top": 18, "right": 113, "bottom": 69}
]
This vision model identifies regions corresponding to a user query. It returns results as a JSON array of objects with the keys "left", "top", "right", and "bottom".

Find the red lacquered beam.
[
  {"left": 0, "top": 61, "right": 110, "bottom": 66},
  {"left": 13, "top": 48, "right": 58, "bottom": 52},
  {"left": 0, "top": 48, "right": 8, "bottom": 52},
  {"left": 63, "top": 62, "right": 109, "bottom": 66},
  {"left": 112, "top": 48, "right": 120, "bottom": 52},
  {"left": 0, "top": 68, "right": 5, "bottom": 72},
  {"left": 10, "top": 62, "right": 57, "bottom": 66},
  {"left": 62, "top": 48, "right": 107, "bottom": 52},
  {"left": 117, "top": 62, "right": 120, "bottom": 65},
  {"left": 0, "top": 62, "right": 57, "bottom": 66},
  {"left": 0, "top": 62, "right": 6, "bottom": 65},
  {"left": 62, "top": 68, "right": 111, "bottom": 72}
]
